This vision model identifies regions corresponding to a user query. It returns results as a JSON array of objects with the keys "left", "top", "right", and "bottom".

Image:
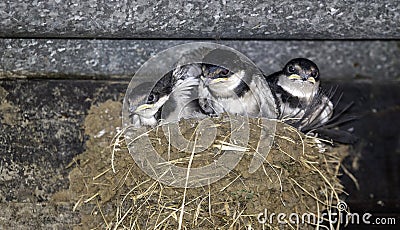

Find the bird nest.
[{"left": 54, "top": 100, "right": 349, "bottom": 229}]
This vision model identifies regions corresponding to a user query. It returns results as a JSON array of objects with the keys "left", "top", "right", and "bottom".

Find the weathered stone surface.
[
  {"left": 1, "top": 39, "right": 399, "bottom": 80},
  {"left": 0, "top": 80, "right": 127, "bottom": 203},
  {"left": 0, "top": 1, "right": 399, "bottom": 39},
  {"left": 0, "top": 203, "right": 80, "bottom": 229}
]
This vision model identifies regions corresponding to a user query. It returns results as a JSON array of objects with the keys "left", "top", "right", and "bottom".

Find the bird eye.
[
  {"left": 310, "top": 71, "right": 318, "bottom": 78},
  {"left": 147, "top": 94, "right": 156, "bottom": 103},
  {"left": 220, "top": 68, "right": 230, "bottom": 77},
  {"left": 287, "top": 65, "right": 295, "bottom": 73}
]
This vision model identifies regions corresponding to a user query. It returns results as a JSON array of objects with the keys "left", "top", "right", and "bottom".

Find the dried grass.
[{"left": 55, "top": 100, "right": 350, "bottom": 230}]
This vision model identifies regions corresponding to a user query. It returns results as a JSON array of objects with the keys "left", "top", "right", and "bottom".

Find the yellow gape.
[{"left": 287, "top": 74, "right": 302, "bottom": 80}]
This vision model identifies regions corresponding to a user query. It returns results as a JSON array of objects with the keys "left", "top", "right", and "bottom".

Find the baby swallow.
[
  {"left": 129, "top": 64, "right": 205, "bottom": 127},
  {"left": 198, "top": 49, "right": 278, "bottom": 118},
  {"left": 128, "top": 74, "right": 173, "bottom": 127},
  {"left": 265, "top": 58, "right": 333, "bottom": 130}
]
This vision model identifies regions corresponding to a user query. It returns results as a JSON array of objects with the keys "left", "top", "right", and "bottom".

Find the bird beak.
[
  {"left": 288, "top": 74, "right": 302, "bottom": 80},
  {"left": 201, "top": 74, "right": 229, "bottom": 85},
  {"left": 133, "top": 95, "right": 168, "bottom": 116},
  {"left": 288, "top": 74, "right": 316, "bottom": 84},
  {"left": 307, "top": 77, "right": 316, "bottom": 84},
  {"left": 134, "top": 103, "right": 153, "bottom": 112},
  {"left": 210, "top": 77, "right": 229, "bottom": 84}
]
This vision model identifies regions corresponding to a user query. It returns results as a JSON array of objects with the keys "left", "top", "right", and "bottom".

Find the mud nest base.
[{"left": 53, "top": 100, "right": 349, "bottom": 229}]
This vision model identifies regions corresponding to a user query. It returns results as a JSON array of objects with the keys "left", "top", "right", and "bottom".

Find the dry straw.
[{"left": 56, "top": 100, "right": 350, "bottom": 230}]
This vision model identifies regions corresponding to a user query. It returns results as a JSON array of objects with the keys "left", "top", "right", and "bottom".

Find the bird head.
[
  {"left": 127, "top": 79, "right": 172, "bottom": 127},
  {"left": 201, "top": 64, "right": 234, "bottom": 85},
  {"left": 283, "top": 58, "right": 320, "bottom": 85},
  {"left": 200, "top": 48, "right": 248, "bottom": 86},
  {"left": 200, "top": 63, "right": 247, "bottom": 99},
  {"left": 131, "top": 92, "right": 169, "bottom": 117},
  {"left": 128, "top": 92, "right": 170, "bottom": 127}
]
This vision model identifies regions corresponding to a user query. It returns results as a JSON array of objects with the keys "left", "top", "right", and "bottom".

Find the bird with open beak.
[
  {"left": 198, "top": 49, "right": 278, "bottom": 119},
  {"left": 265, "top": 58, "right": 333, "bottom": 130}
]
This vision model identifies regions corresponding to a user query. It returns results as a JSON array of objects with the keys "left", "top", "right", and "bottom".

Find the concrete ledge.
[
  {"left": 0, "top": 1, "right": 399, "bottom": 39},
  {"left": 1, "top": 39, "right": 399, "bottom": 81}
]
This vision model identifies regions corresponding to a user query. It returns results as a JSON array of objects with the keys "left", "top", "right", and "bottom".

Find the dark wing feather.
[{"left": 299, "top": 86, "right": 359, "bottom": 144}]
